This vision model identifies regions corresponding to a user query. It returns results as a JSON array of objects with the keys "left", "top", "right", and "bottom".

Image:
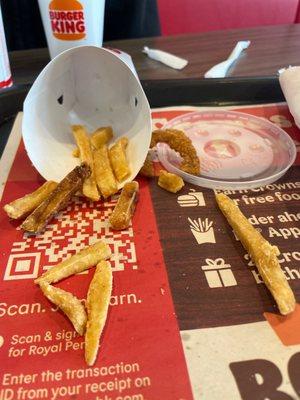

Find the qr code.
[{"left": 4, "top": 197, "right": 137, "bottom": 281}]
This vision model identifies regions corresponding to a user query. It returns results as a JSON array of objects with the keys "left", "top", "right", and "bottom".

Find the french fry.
[
  {"left": 158, "top": 170, "right": 184, "bottom": 193},
  {"left": 109, "top": 137, "right": 130, "bottom": 182},
  {"left": 72, "top": 148, "right": 80, "bottom": 158},
  {"left": 94, "top": 145, "right": 118, "bottom": 198},
  {"left": 119, "top": 137, "right": 129, "bottom": 148},
  {"left": 72, "top": 125, "right": 99, "bottom": 201},
  {"left": 85, "top": 260, "right": 112, "bottom": 366},
  {"left": 3, "top": 181, "right": 58, "bottom": 219},
  {"left": 91, "top": 126, "right": 113, "bottom": 149},
  {"left": 72, "top": 127, "right": 113, "bottom": 157},
  {"left": 35, "top": 241, "right": 111, "bottom": 285},
  {"left": 39, "top": 282, "right": 87, "bottom": 335},
  {"left": 215, "top": 193, "right": 296, "bottom": 315},
  {"left": 21, "top": 164, "right": 90, "bottom": 233},
  {"left": 109, "top": 181, "right": 139, "bottom": 230}
]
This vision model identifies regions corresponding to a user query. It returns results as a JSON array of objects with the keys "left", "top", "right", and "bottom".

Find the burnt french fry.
[
  {"left": 85, "top": 260, "right": 112, "bottom": 366},
  {"left": 39, "top": 282, "right": 87, "bottom": 335},
  {"left": 35, "top": 241, "right": 111, "bottom": 285},
  {"left": 158, "top": 170, "right": 184, "bottom": 193},
  {"left": 21, "top": 164, "right": 90, "bottom": 233},
  {"left": 109, "top": 181, "right": 138, "bottom": 230},
  {"left": 94, "top": 145, "right": 118, "bottom": 198},
  {"left": 72, "top": 125, "right": 99, "bottom": 201},
  {"left": 109, "top": 137, "right": 130, "bottom": 182},
  {"left": 3, "top": 181, "right": 58, "bottom": 219},
  {"left": 216, "top": 193, "right": 296, "bottom": 315},
  {"left": 91, "top": 126, "right": 113, "bottom": 149}
]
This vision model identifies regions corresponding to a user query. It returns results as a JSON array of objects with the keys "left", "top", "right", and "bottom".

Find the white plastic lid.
[{"left": 157, "top": 110, "right": 296, "bottom": 189}]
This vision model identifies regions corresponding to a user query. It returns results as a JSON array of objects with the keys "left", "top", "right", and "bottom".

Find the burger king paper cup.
[
  {"left": 22, "top": 46, "right": 151, "bottom": 186},
  {"left": 38, "top": 0, "right": 105, "bottom": 58}
]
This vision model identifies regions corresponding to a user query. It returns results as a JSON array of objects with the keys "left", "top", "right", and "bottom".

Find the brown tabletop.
[{"left": 9, "top": 23, "right": 300, "bottom": 85}]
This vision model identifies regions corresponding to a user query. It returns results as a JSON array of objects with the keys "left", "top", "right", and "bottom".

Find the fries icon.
[{"left": 188, "top": 217, "right": 216, "bottom": 245}]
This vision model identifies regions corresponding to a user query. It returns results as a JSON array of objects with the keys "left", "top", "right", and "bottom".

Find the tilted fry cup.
[{"left": 22, "top": 46, "right": 151, "bottom": 187}]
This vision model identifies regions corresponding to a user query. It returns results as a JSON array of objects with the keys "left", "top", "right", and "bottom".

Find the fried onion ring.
[{"left": 151, "top": 129, "right": 200, "bottom": 175}]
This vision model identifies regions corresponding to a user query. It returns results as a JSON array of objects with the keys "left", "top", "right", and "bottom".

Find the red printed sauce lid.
[{"left": 156, "top": 110, "right": 296, "bottom": 190}]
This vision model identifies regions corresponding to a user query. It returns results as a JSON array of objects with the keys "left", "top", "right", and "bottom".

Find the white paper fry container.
[
  {"left": 38, "top": 0, "right": 105, "bottom": 59},
  {"left": 22, "top": 46, "right": 151, "bottom": 186}
]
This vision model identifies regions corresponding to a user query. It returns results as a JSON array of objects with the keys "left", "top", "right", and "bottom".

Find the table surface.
[
  {"left": 2, "top": 23, "right": 300, "bottom": 400},
  {"left": 9, "top": 24, "right": 300, "bottom": 85}
]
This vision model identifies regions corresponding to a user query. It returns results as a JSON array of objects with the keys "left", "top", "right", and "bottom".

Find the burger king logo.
[{"left": 49, "top": 0, "right": 86, "bottom": 41}]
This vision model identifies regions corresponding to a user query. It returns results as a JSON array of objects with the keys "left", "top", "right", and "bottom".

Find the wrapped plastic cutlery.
[{"left": 204, "top": 40, "right": 250, "bottom": 78}]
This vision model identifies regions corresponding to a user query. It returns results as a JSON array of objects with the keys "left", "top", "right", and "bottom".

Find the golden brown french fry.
[
  {"left": 72, "top": 148, "right": 80, "bottom": 158},
  {"left": 215, "top": 193, "right": 296, "bottom": 315},
  {"left": 94, "top": 145, "right": 118, "bottom": 198},
  {"left": 119, "top": 137, "right": 128, "bottom": 149},
  {"left": 85, "top": 260, "right": 112, "bottom": 366},
  {"left": 109, "top": 137, "right": 130, "bottom": 182},
  {"left": 39, "top": 282, "right": 87, "bottom": 335},
  {"left": 91, "top": 127, "right": 113, "bottom": 149},
  {"left": 35, "top": 241, "right": 111, "bottom": 285},
  {"left": 72, "top": 127, "right": 113, "bottom": 157},
  {"left": 158, "top": 170, "right": 184, "bottom": 193},
  {"left": 72, "top": 125, "right": 99, "bottom": 201},
  {"left": 109, "top": 181, "right": 138, "bottom": 230},
  {"left": 21, "top": 164, "right": 90, "bottom": 233},
  {"left": 3, "top": 181, "right": 58, "bottom": 219}
]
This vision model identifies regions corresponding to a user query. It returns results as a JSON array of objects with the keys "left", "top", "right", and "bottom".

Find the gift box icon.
[
  {"left": 189, "top": 217, "right": 215, "bottom": 244},
  {"left": 201, "top": 258, "right": 237, "bottom": 288}
]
